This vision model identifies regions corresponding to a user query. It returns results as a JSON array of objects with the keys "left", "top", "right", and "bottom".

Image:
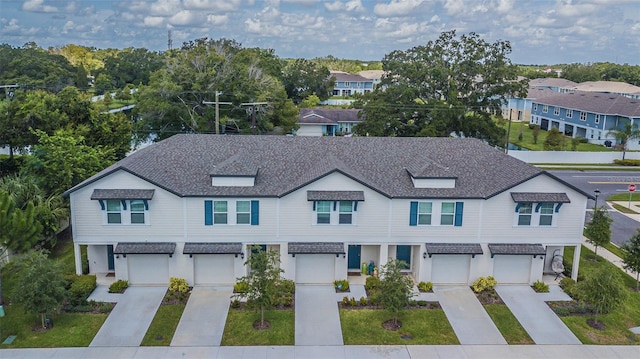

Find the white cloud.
[
  {"left": 144, "top": 16, "right": 166, "bottom": 27},
  {"left": 183, "top": 0, "right": 242, "bottom": 11},
  {"left": 22, "top": 0, "right": 58, "bottom": 13},
  {"left": 324, "top": 1, "right": 343, "bottom": 12},
  {"left": 374, "top": 0, "right": 425, "bottom": 17},
  {"left": 169, "top": 10, "right": 203, "bottom": 26},
  {"left": 207, "top": 14, "right": 228, "bottom": 25},
  {"left": 62, "top": 20, "right": 74, "bottom": 33},
  {"left": 443, "top": 0, "right": 465, "bottom": 16},
  {"left": 345, "top": 0, "right": 365, "bottom": 13}
]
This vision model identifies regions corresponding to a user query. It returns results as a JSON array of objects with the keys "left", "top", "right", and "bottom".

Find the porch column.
[
  {"left": 74, "top": 243, "right": 82, "bottom": 275},
  {"left": 571, "top": 244, "right": 581, "bottom": 281}
]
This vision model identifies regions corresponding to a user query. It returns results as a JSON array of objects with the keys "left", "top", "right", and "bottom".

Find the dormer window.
[{"left": 210, "top": 156, "right": 258, "bottom": 187}]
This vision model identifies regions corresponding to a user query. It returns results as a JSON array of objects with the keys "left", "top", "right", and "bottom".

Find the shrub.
[
  {"left": 471, "top": 276, "right": 497, "bottom": 293},
  {"left": 279, "top": 279, "right": 296, "bottom": 295},
  {"left": 279, "top": 293, "right": 294, "bottom": 307},
  {"left": 234, "top": 281, "right": 249, "bottom": 293},
  {"left": 408, "top": 300, "right": 417, "bottom": 307},
  {"left": 109, "top": 279, "right": 128, "bottom": 293},
  {"left": 365, "top": 276, "right": 380, "bottom": 291},
  {"left": 559, "top": 277, "right": 581, "bottom": 300},
  {"left": 532, "top": 280, "right": 549, "bottom": 293},
  {"left": 169, "top": 277, "right": 190, "bottom": 294},
  {"left": 231, "top": 299, "right": 241, "bottom": 308},
  {"left": 359, "top": 296, "right": 367, "bottom": 306},
  {"left": 614, "top": 159, "right": 640, "bottom": 166},
  {"left": 417, "top": 281, "right": 433, "bottom": 292},
  {"left": 334, "top": 279, "right": 350, "bottom": 291},
  {"left": 417, "top": 300, "right": 428, "bottom": 307},
  {"left": 68, "top": 274, "right": 97, "bottom": 306},
  {"left": 342, "top": 296, "right": 349, "bottom": 305},
  {"left": 349, "top": 297, "right": 357, "bottom": 307}
]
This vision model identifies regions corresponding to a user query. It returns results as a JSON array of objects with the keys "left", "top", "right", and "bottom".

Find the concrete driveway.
[
  {"left": 496, "top": 285, "right": 581, "bottom": 344},
  {"left": 171, "top": 286, "right": 233, "bottom": 346},
  {"left": 433, "top": 286, "right": 507, "bottom": 345},
  {"left": 296, "top": 285, "right": 343, "bottom": 346},
  {"left": 90, "top": 286, "right": 167, "bottom": 347}
]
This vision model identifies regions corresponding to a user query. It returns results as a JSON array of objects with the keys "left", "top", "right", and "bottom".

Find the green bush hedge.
[
  {"left": 418, "top": 281, "right": 433, "bottom": 292},
  {"left": 532, "top": 280, "right": 549, "bottom": 293},
  {"left": 365, "top": 276, "right": 380, "bottom": 291},
  {"left": 471, "top": 276, "right": 497, "bottom": 293},
  {"left": 614, "top": 159, "right": 640, "bottom": 166},
  {"left": 68, "top": 275, "right": 97, "bottom": 305},
  {"left": 109, "top": 279, "right": 129, "bottom": 293},
  {"left": 334, "top": 279, "right": 350, "bottom": 291}
]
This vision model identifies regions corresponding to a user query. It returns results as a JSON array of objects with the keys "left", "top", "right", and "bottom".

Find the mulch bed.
[
  {"left": 474, "top": 288, "right": 504, "bottom": 305},
  {"left": 382, "top": 319, "right": 402, "bottom": 331},
  {"left": 338, "top": 302, "right": 441, "bottom": 310},
  {"left": 161, "top": 288, "right": 192, "bottom": 306},
  {"left": 230, "top": 301, "right": 295, "bottom": 310}
]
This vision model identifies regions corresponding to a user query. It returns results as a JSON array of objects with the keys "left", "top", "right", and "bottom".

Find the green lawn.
[
  {"left": 221, "top": 309, "right": 294, "bottom": 345},
  {"left": 140, "top": 304, "right": 186, "bottom": 346},
  {"left": 483, "top": 304, "right": 534, "bottom": 344},
  {"left": 339, "top": 309, "right": 458, "bottom": 345},
  {"left": 0, "top": 305, "right": 107, "bottom": 347},
  {"left": 0, "top": 238, "right": 107, "bottom": 348},
  {"left": 611, "top": 203, "right": 638, "bottom": 214},
  {"left": 560, "top": 246, "right": 640, "bottom": 344},
  {"left": 607, "top": 193, "right": 640, "bottom": 202},
  {"left": 501, "top": 120, "right": 614, "bottom": 152},
  {"left": 603, "top": 242, "right": 625, "bottom": 259}
]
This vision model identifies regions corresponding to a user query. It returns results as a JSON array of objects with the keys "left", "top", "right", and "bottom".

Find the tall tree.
[
  {"left": 11, "top": 250, "right": 67, "bottom": 329},
  {"left": 585, "top": 206, "right": 613, "bottom": 258},
  {"left": 355, "top": 31, "right": 527, "bottom": 146},
  {"left": 236, "top": 246, "right": 284, "bottom": 328},
  {"left": 621, "top": 229, "right": 640, "bottom": 291},
  {"left": 377, "top": 259, "right": 414, "bottom": 328},
  {"left": 606, "top": 122, "right": 640, "bottom": 160},
  {"left": 0, "top": 190, "right": 43, "bottom": 305},
  {"left": 23, "top": 129, "right": 115, "bottom": 194},
  {"left": 281, "top": 59, "right": 334, "bottom": 102}
]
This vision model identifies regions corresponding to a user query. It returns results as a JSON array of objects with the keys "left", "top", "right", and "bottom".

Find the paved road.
[{"left": 549, "top": 170, "right": 640, "bottom": 245}]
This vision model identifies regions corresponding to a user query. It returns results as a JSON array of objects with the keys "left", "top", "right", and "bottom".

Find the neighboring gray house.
[
  {"left": 65, "top": 135, "right": 589, "bottom": 286},
  {"left": 295, "top": 108, "right": 362, "bottom": 136}
]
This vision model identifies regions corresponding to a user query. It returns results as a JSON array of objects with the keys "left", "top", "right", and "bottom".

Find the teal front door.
[
  {"left": 348, "top": 245, "right": 361, "bottom": 269},
  {"left": 396, "top": 245, "right": 411, "bottom": 266},
  {"left": 107, "top": 245, "right": 115, "bottom": 271}
]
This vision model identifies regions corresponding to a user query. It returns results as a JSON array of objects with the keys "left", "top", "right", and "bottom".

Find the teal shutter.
[
  {"left": 204, "top": 200, "right": 213, "bottom": 225},
  {"left": 251, "top": 200, "right": 259, "bottom": 225},
  {"left": 454, "top": 202, "right": 464, "bottom": 227},
  {"left": 409, "top": 201, "right": 418, "bottom": 226}
]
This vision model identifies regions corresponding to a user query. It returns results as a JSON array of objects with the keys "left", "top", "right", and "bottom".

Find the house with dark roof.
[
  {"left": 65, "top": 135, "right": 590, "bottom": 286},
  {"left": 530, "top": 91, "right": 640, "bottom": 149},
  {"left": 296, "top": 108, "right": 362, "bottom": 136}
]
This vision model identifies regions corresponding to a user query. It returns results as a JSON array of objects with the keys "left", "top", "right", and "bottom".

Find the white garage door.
[
  {"left": 295, "top": 254, "right": 335, "bottom": 284},
  {"left": 127, "top": 255, "right": 169, "bottom": 285},
  {"left": 493, "top": 255, "right": 532, "bottom": 284},
  {"left": 194, "top": 254, "right": 235, "bottom": 285},
  {"left": 431, "top": 255, "right": 471, "bottom": 284}
]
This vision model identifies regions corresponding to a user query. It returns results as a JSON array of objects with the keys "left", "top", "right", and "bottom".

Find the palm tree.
[{"left": 607, "top": 122, "right": 640, "bottom": 160}]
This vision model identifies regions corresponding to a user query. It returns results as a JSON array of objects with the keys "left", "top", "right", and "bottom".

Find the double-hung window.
[
  {"left": 316, "top": 201, "right": 331, "bottom": 224},
  {"left": 542, "top": 105, "right": 548, "bottom": 113},
  {"left": 106, "top": 200, "right": 122, "bottom": 224},
  {"left": 517, "top": 203, "right": 532, "bottom": 226},
  {"left": 539, "top": 203, "right": 554, "bottom": 226},
  {"left": 566, "top": 109, "right": 573, "bottom": 118},
  {"left": 236, "top": 201, "right": 250, "bottom": 224},
  {"left": 554, "top": 107, "right": 560, "bottom": 116},
  {"left": 533, "top": 104, "right": 538, "bottom": 112},
  {"left": 595, "top": 114, "right": 600, "bottom": 124},
  {"left": 214, "top": 201, "right": 228, "bottom": 224},
  {"left": 339, "top": 201, "right": 353, "bottom": 224},
  {"left": 418, "top": 202, "right": 432, "bottom": 225},
  {"left": 130, "top": 200, "right": 145, "bottom": 224},
  {"left": 440, "top": 202, "right": 455, "bottom": 225}
]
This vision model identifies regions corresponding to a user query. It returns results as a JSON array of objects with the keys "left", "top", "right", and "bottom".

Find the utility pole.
[
  {"left": 202, "top": 92, "right": 232, "bottom": 134},
  {"left": 505, "top": 108, "right": 513, "bottom": 154},
  {"left": 241, "top": 102, "right": 268, "bottom": 135}
]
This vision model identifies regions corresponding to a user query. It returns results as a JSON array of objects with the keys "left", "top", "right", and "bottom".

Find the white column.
[
  {"left": 74, "top": 243, "right": 82, "bottom": 275},
  {"left": 572, "top": 245, "right": 581, "bottom": 281}
]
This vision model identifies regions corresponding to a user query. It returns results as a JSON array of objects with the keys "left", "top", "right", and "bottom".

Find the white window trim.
[
  {"left": 103, "top": 200, "right": 150, "bottom": 226},
  {"left": 554, "top": 107, "right": 560, "bottom": 116},
  {"left": 595, "top": 114, "right": 600, "bottom": 124},
  {"left": 514, "top": 202, "right": 556, "bottom": 227},
  {"left": 542, "top": 105, "right": 548, "bottom": 113},
  {"left": 580, "top": 112, "right": 586, "bottom": 121},
  {"left": 415, "top": 201, "right": 457, "bottom": 226},
  {"left": 312, "top": 200, "right": 357, "bottom": 225},
  {"left": 417, "top": 202, "right": 433, "bottom": 226},
  {"left": 566, "top": 109, "right": 573, "bottom": 118}
]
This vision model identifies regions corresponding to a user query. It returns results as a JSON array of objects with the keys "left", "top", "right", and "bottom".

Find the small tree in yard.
[
  {"left": 11, "top": 251, "right": 67, "bottom": 329},
  {"left": 237, "top": 246, "right": 284, "bottom": 329},
  {"left": 585, "top": 206, "right": 612, "bottom": 258},
  {"left": 378, "top": 259, "right": 414, "bottom": 329},
  {"left": 621, "top": 229, "right": 640, "bottom": 291},
  {"left": 578, "top": 267, "right": 627, "bottom": 326}
]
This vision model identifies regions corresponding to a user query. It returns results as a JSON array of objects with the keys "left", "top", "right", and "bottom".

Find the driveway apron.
[
  {"left": 90, "top": 286, "right": 167, "bottom": 347},
  {"left": 295, "top": 285, "right": 343, "bottom": 346},
  {"left": 496, "top": 285, "right": 581, "bottom": 344},
  {"left": 433, "top": 286, "right": 507, "bottom": 345},
  {"left": 171, "top": 286, "right": 233, "bottom": 346}
]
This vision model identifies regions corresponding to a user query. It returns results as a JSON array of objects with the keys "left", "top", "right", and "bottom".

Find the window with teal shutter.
[
  {"left": 236, "top": 201, "right": 250, "bottom": 224},
  {"left": 440, "top": 202, "right": 455, "bottom": 225},
  {"left": 454, "top": 202, "right": 463, "bottom": 226},
  {"left": 214, "top": 201, "right": 228, "bottom": 224},
  {"left": 204, "top": 200, "right": 213, "bottom": 225},
  {"left": 409, "top": 201, "right": 418, "bottom": 226},
  {"left": 250, "top": 200, "right": 259, "bottom": 225}
]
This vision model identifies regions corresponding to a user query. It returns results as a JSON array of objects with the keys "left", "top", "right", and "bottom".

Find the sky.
[{"left": 1, "top": 0, "right": 639, "bottom": 65}]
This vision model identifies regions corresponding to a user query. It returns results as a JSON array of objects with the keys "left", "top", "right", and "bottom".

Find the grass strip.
[
  {"left": 483, "top": 304, "right": 534, "bottom": 344},
  {"left": 221, "top": 309, "right": 294, "bottom": 345},
  {"left": 339, "top": 308, "right": 458, "bottom": 345},
  {"left": 140, "top": 304, "right": 186, "bottom": 346},
  {"left": 611, "top": 203, "right": 639, "bottom": 214}
]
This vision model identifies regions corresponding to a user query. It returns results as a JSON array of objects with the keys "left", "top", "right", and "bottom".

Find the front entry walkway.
[
  {"left": 433, "top": 286, "right": 507, "bottom": 345},
  {"left": 90, "top": 286, "right": 167, "bottom": 347},
  {"left": 171, "top": 286, "right": 233, "bottom": 346},
  {"left": 295, "top": 285, "right": 343, "bottom": 346},
  {"left": 496, "top": 285, "right": 581, "bottom": 344}
]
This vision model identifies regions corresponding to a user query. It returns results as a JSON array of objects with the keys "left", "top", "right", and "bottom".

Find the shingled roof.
[
  {"left": 65, "top": 135, "right": 549, "bottom": 199},
  {"left": 533, "top": 91, "right": 640, "bottom": 117}
]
